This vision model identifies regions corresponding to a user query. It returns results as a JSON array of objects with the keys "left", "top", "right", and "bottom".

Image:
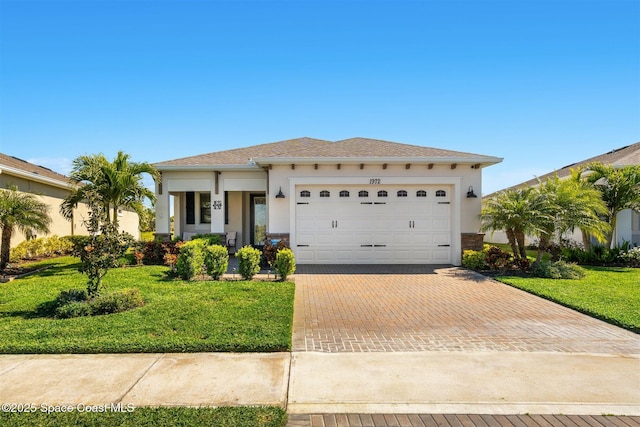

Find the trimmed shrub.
[
  {"left": 139, "top": 240, "right": 182, "bottom": 265},
  {"left": 619, "top": 247, "right": 640, "bottom": 267},
  {"left": 204, "top": 244, "right": 229, "bottom": 280},
  {"left": 531, "top": 260, "right": 586, "bottom": 279},
  {"left": 176, "top": 240, "right": 206, "bottom": 280},
  {"left": 274, "top": 248, "right": 296, "bottom": 281},
  {"left": 89, "top": 288, "right": 145, "bottom": 315},
  {"left": 484, "top": 246, "right": 514, "bottom": 270},
  {"left": 55, "top": 301, "right": 92, "bottom": 318},
  {"left": 462, "top": 250, "right": 486, "bottom": 270},
  {"left": 54, "top": 288, "right": 144, "bottom": 318},
  {"left": 55, "top": 288, "right": 88, "bottom": 305},
  {"left": 191, "top": 233, "right": 222, "bottom": 246},
  {"left": 236, "top": 245, "right": 262, "bottom": 280},
  {"left": 9, "top": 235, "right": 74, "bottom": 262},
  {"left": 263, "top": 240, "right": 289, "bottom": 268}
]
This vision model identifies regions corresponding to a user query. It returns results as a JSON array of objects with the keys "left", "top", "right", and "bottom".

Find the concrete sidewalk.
[
  {"left": 0, "top": 351, "right": 638, "bottom": 416},
  {"left": 0, "top": 353, "right": 289, "bottom": 408}
]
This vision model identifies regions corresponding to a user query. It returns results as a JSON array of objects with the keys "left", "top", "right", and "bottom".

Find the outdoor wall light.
[
  {"left": 466, "top": 186, "right": 478, "bottom": 198},
  {"left": 275, "top": 187, "right": 286, "bottom": 198}
]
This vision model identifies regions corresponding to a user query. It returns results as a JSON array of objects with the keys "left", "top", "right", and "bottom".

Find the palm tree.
[
  {"left": 533, "top": 172, "right": 609, "bottom": 260},
  {"left": 61, "top": 151, "right": 159, "bottom": 229},
  {"left": 585, "top": 162, "right": 640, "bottom": 248},
  {"left": 0, "top": 186, "right": 51, "bottom": 270},
  {"left": 480, "top": 186, "right": 551, "bottom": 259},
  {"left": 560, "top": 168, "right": 610, "bottom": 251}
]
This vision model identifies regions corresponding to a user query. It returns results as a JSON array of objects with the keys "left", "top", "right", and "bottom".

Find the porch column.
[
  {"left": 154, "top": 176, "right": 171, "bottom": 237},
  {"left": 210, "top": 176, "right": 225, "bottom": 234}
]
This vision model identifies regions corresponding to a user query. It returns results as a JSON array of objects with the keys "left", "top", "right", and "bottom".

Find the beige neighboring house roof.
[
  {"left": 0, "top": 153, "right": 71, "bottom": 189},
  {"left": 485, "top": 142, "right": 640, "bottom": 198},
  {"left": 155, "top": 137, "right": 502, "bottom": 169}
]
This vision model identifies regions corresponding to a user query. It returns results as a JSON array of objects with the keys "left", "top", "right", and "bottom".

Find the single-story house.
[
  {"left": 0, "top": 153, "right": 140, "bottom": 246},
  {"left": 485, "top": 142, "right": 640, "bottom": 247},
  {"left": 154, "top": 137, "right": 502, "bottom": 265}
]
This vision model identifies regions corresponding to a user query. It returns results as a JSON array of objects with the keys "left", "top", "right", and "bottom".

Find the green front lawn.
[
  {"left": 0, "top": 406, "right": 286, "bottom": 427},
  {"left": 0, "top": 257, "right": 294, "bottom": 353},
  {"left": 496, "top": 266, "right": 640, "bottom": 332}
]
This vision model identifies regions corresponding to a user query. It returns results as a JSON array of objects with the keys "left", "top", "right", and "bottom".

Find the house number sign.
[
  {"left": 212, "top": 200, "right": 222, "bottom": 210},
  {"left": 369, "top": 179, "right": 381, "bottom": 184}
]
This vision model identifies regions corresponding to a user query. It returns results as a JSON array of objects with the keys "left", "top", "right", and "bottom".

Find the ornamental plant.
[
  {"left": 204, "top": 244, "right": 229, "bottom": 280},
  {"left": 236, "top": 245, "right": 262, "bottom": 280},
  {"left": 176, "top": 240, "right": 206, "bottom": 280},
  {"left": 72, "top": 222, "right": 134, "bottom": 297},
  {"left": 620, "top": 247, "right": 640, "bottom": 267},
  {"left": 462, "top": 249, "right": 486, "bottom": 270},
  {"left": 274, "top": 248, "right": 296, "bottom": 281}
]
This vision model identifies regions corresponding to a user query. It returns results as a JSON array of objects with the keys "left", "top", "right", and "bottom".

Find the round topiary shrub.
[
  {"left": 176, "top": 240, "right": 206, "bottom": 280},
  {"left": 235, "top": 245, "right": 262, "bottom": 280},
  {"left": 531, "top": 260, "right": 586, "bottom": 279},
  {"left": 462, "top": 249, "right": 486, "bottom": 270},
  {"left": 204, "top": 244, "right": 229, "bottom": 280},
  {"left": 274, "top": 248, "right": 296, "bottom": 281}
]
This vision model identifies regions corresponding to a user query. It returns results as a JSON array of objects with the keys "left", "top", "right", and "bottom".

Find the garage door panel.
[
  {"left": 295, "top": 184, "right": 453, "bottom": 264},
  {"left": 315, "top": 250, "right": 334, "bottom": 262},
  {"left": 432, "top": 232, "right": 450, "bottom": 245},
  {"left": 433, "top": 249, "right": 451, "bottom": 263}
]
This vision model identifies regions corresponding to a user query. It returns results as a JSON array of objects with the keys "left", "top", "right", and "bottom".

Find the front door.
[{"left": 250, "top": 194, "right": 267, "bottom": 248}]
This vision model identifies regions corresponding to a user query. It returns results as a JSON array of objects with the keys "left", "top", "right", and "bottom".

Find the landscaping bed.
[{"left": 0, "top": 257, "right": 294, "bottom": 353}]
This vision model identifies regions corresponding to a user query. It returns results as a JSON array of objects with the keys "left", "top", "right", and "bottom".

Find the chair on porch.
[{"left": 226, "top": 232, "right": 237, "bottom": 254}]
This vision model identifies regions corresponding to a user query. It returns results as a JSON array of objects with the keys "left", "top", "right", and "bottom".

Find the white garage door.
[{"left": 295, "top": 185, "right": 452, "bottom": 264}]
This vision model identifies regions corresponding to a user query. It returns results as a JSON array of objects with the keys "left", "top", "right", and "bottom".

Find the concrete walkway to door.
[{"left": 292, "top": 264, "right": 638, "bottom": 353}]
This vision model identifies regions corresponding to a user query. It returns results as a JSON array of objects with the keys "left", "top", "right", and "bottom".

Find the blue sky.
[{"left": 0, "top": 0, "right": 638, "bottom": 195}]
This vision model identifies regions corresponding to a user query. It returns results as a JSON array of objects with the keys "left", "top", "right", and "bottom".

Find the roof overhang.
[
  {"left": 155, "top": 164, "right": 262, "bottom": 172},
  {"left": 251, "top": 155, "right": 503, "bottom": 168},
  {"left": 0, "top": 165, "right": 73, "bottom": 190},
  {"left": 155, "top": 155, "right": 503, "bottom": 171}
]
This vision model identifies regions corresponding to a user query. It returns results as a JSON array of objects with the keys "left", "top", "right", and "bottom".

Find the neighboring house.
[
  {"left": 0, "top": 154, "right": 140, "bottom": 246},
  {"left": 484, "top": 142, "right": 640, "bottom": 247},
  {"left": 154, "top": 137, "right": 502, "bottom": 265}
]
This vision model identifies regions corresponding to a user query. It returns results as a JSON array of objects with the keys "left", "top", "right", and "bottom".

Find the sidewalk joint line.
[{"left": 114, "top": 353, "right": 166, "bottom": 403}]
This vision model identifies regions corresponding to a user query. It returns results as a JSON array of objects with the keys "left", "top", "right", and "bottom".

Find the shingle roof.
[
  {"left": 485, "top": 142, "right": 640, "bottom": 197},
  {"left": 155, "top": 137, "right": 500, "bottom": 167},
  {"left": 517, "top": 142, "right": 640, "bottom": 188},
  {"left": 0, "top": 153, "right": 70, "bottom": 184}
]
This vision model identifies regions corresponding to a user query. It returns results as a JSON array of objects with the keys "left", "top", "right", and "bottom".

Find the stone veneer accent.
[{"left": 461, "top": 233, "right": 485, "bottom": 252}]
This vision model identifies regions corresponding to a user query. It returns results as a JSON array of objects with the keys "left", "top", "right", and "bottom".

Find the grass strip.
[{"left": 0, "top": 406, "right": 286, "bottom": 427}]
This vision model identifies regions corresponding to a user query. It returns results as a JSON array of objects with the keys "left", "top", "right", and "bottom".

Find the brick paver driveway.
[{"left": 292, "top": 265, "right": 639, "bottom": 353}]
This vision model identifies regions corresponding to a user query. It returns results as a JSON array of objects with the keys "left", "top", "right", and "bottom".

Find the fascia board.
[
  {"left": 0, "top": 166, "right": 72, "bottom": 190},
  {"left": 155, "top": 164, "right": 261, "bottom": 172},
  {"left": 251, "top": 156, "right": 503, "bottom": 166}
]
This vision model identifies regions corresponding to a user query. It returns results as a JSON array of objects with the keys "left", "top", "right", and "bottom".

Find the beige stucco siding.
[{"left": 0, "top": 174, "right": 139, "bottom": 247}]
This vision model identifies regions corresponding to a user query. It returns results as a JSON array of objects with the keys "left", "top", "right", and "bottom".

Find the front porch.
[{"left": 157, "top": 190, "right": 268, "bottom": 249}]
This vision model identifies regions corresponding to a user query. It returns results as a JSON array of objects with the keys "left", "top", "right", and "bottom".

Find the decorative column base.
[{"left": 461, "top": 233, "right": 485, "bottom": 252}]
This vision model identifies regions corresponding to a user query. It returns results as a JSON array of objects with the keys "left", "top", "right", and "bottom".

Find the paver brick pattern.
[
  {"left": 286, "top": 413, "right": 640, "bottom": 427},
  {"left": 292, "top": 265, "right": 639, "bottom": 354}
]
